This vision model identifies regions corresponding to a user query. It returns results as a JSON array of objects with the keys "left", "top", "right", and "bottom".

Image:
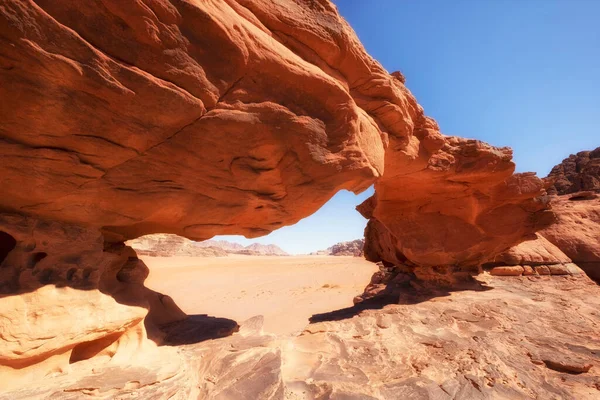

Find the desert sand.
[{"left": 144, "top": 255, "right": 378, "bottom": 335}]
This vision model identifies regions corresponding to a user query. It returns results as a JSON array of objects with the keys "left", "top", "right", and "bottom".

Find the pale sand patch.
[{"left": 143, "top": 255, "right": 377, "bottom": 335}]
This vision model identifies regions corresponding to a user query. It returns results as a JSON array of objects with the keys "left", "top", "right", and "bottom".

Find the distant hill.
[
  {"left": 311, "top": 239, "right": 365, "bottom": 257},
  {"left": 195, "top": 240, "right": 245, "bottom": 252},
  {"left": 241, "top": 243, "right": 289, "bottom": 256},
  {"left": 128, "top": 234, "right": 228, "bottom": 257},
  {"left": 128, "top": 235, "right": 289, "bottom": 257}
]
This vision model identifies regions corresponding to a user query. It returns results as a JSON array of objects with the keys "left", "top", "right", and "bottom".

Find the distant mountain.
[
  {"left": 129, "top": 235, "right": 289, "bottom": 257},
  {"left": 242, "top": 243, "right": 288, "bottom": 256},
  {"left": 199, "top": 240, "right": 288, "bottom": 256},
  {"left": 128, "top": 234, "right": 228, "bottom": 257},
  {"left": 195, "top": 240, "right": 245, "bottom": 252},
  {"left": 311, "top": 239, "right": 365, "bottom": 257}
]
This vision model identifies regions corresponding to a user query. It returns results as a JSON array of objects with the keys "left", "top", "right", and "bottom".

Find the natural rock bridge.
[{"left": 1, "top": 1, "right": 599, "bottom": 398}]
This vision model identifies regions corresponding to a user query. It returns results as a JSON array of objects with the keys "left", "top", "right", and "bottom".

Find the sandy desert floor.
[{"left": 143, "top": 255, "right": 378, "bottom": 335}]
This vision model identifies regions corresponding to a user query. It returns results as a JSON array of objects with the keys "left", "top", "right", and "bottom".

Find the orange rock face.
[
  {"left": 359, "top": 155, "right": 552, "bottom": 269},
  {"left": 0, "top": 0, "right": 385, "bottom": 241},
  {"left": 540, "top": 192, "right": 600, "bottom": 281}
]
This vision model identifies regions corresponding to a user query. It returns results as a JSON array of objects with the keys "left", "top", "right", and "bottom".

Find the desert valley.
[{"left": 1, "top": 0, "right": 599, "bottom": 399}]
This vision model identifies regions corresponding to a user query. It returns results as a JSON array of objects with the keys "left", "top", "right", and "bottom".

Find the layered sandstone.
[
  {"left": 0, "top": 0, "right": 385, "bottom": 242},
  {"left": 540, "top": 192, "right": 600, "bottom": 281},
  {"left": 0, "top": 214, "right": 189, "bottom": 390}
]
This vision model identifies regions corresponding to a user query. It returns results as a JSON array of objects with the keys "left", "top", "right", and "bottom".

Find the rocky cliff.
[
  {"left": 326, "top": 239, "right": 365, "bottom": 256},
  {"left": 546, "top": 147, "right": 600, "bottom": 195}
]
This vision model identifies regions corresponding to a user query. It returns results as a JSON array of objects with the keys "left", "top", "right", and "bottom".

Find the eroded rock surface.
[
  {"left": 359, "top": 151, "right": 553, "bottom": 270},
  {"left": 0, "top": 0, "right": 548, "bottom": 256},
  {"left": 290, "top": 274, "right": 600, "bottom": 400},
  {"left": 546, "top": 147, "right": 600, "bottom": 195},
  {"left": 540, "top": 192, "right": 600, "bottom": 281},
  {"left": 0, "top": 0, "right": 386, "bottom": 242},
  {"left": 314, "top": 239, "right": 365, "bottom": 256},
  {"left": 0, "top": 214, "right": 187, "bottom": 390},
  {"left": 5, "top": 275, "right": 600, "bottom": 400}
]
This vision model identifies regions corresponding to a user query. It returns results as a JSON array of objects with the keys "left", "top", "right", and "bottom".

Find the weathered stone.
[
  {"left": 0, "top": 213, "right": 185, "bottom": 390},
  {"left": 540, "top": 193, "right": 600, "bottom": 281},
  {"left": 522, "top": 265, "right": 535, "bottom": 276},
  {"left": 546, "top": 147, "right": 600, "bottom": 195},
  {"left": 542, "top": 354, "right": 593, "bottom": 374},
  {"left": 535, "top": 265, "right": 551, "bottom": 275},
  {"left": 547, "top": 264, "right": 570, "bottom": 275}
]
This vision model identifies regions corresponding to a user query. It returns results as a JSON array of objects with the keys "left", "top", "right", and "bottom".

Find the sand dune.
[{"left": 144, "top": 255, "right": 377, "bottom": 335}]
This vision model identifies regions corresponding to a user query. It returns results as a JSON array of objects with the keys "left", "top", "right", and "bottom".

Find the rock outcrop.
[
  {"left": 0, "top": 0, "right": 559, "bottom": 394},
  {"left": 327, "top": 239, "right": 365, "bottom": 256},
  {"left": 539, "top": 146, "right": 600, "bottom": 281},
  {"left": 358, "top": 147, "right": 552, "bottom": 273},
  {"left": 540, "top": 192, "right": 600, "bottom": 281},
  {"left": 483, "top": 233, "right": 584, "bottom": 277},
  {"left": 0, "top": 213, "right": 188, "bottom": 390},
  {"left": 312, "top": 239, "right": 365, "bottom": 256},
  {"left": 0, "top": 0, "right": 384, "bottom": 242},
  {"left": 7, "top": 275, "right": 600, "bottom": 399},
  {"left": 546, "top": 147, "right": 600, "bottom": 195}
]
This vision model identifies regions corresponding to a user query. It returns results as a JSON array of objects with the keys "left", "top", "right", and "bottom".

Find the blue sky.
[{"left": 215, "top": 0, "right": 599, "bottom": 254}]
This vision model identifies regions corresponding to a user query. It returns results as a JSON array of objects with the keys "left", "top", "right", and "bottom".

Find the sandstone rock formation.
[
  {"left": 546, "top": 147, "right": 600, "bottom": 195},
  {"left": 359, "top": 154, "right": 553, "bottom": 273},
  {"left": 0, "top": 0, "right": 562, "bottom": 396},
  {"left": 540, "top": 192, "right": 600, "bottom": 281},
  {"left": 312, "top": 239, "right": 365, "bottom": 256},
  {"left": 0, "top": 0, "right": 549, "bottom": 252},
  {"left": 0, "top": 0, "right": 385, "bottom": 242},
  {"left": 327, "top": 239, "right": 364, "bottom": 256},
  {"left": 483, "top": 233, "right": 584, "bottom": 277},
  {"left": 0, "top": 213, "right": 189, "bottom": 390}
]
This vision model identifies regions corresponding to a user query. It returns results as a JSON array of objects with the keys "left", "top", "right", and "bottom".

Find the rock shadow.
[
  {"left": 153, "top": 314, "right": 240, "bottom": 346},
  {"left": 309, "top": 278, "right": 493, "bottom": 324}
]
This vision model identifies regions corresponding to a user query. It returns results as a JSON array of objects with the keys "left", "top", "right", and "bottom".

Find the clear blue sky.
[{"left": 215, "top": 0, "right": 600, "bottom": 254}]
